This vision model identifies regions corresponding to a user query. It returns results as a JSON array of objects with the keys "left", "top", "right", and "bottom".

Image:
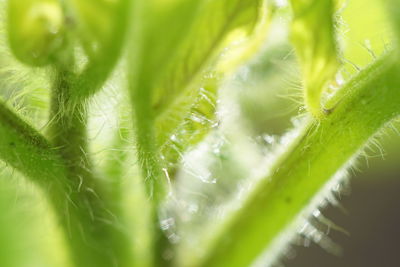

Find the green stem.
[
  {"left": 131, "top": 81, "right": 167, "bottom": 204},
  {"left": 193, "top": 53, "right": 400, "bottom": 267},
  {"left": 71, "top": 0, "right": 131, "bottom": 101},
  {"left": 103, "top": 126, "right": 130, "bottom": 214},
  {"left": 47, "top": 68, "right": 133, "bottom": 267},
  {"left": 0, "top": 100, "right": 67, "bottom": 184},
  {"left": 129, "top": 75, "right": 171, "bottom": 267},
  {"left": 127, "top": 1, "right": 171, "bottom": 265}
]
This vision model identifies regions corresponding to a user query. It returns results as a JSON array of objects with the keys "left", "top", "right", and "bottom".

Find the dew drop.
[
  {"left": 160, "top": 217, "right": 175, "bottom": 231},
  {"left": 263, "top": 134, "right": 276, "bottom": 145},
  {"left": 170, "top": 134, "right": 178, "bottom": 142}
]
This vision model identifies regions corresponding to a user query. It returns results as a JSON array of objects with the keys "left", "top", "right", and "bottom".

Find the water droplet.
[
  {"left": 364, "top": 39, "right": 372, "bottom": 51},
  {"left": 188, "top": 203, "right": 199, "bottom": 214},
  {"left": 190, "top": 113, "right": 207, "bottom": 125},
  {"left": 275, "top": 0, "right": 288, "bottom": 8},
  {"left": 168, "top": 232, "right": 181, "bottom": 244},
  {"left": 298, "top": 106, "right": 306, "bottom": 114},
  {"left": 160, "top": 217, "right": 175, "bottom": 231},
  {"left": 263, "top": 134, "right": 276, "bottom": 145},
  {"left": 170, "top": 134, "right": 178, "bottom": 142},
  {"left": 335, "top": 72, "right": 345, "bottom": 86}
]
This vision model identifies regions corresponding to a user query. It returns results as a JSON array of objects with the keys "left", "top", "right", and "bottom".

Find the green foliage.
[
  {"left": 130, "top": 0, "right": 266, "bottom": 176},
  {"left": 193, "top": 53, "right": 400, "bottom": 267},
  {"left": 0, "top": 0, "right": 400, "bottom": 267},
  {"left": 68, "top": 0, "right": 119, "bottom": 48},
  {"left": 290, "top": 0, "right": 339, "bottom": 118}
]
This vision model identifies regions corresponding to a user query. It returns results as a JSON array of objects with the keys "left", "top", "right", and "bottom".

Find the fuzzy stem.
[
  {"left": 0, "top": 101, "right": 67, "bottom": 184},
  {"left": 129, "top": 75, "right": 172, "bottom": 267},
  {"left": 47, "top": 68, "right": 133, "bottom": 267},
  {"left": 192, "top": 53, "right": 400, "bottom": 267},
  {"left": 127, "top": 0, "right": 172, "bottom": 265},
  {"left": 70, "top": 0, "right": 131, "bottom": 102}
]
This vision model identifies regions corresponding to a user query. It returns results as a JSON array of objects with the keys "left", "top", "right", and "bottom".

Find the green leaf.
[
  {"left": 290, "top": 0, "right": 339, "bottom": 118},
  {"left": 69, "top": 0, "right": 131, "bottom": 100},
  {"left": 158, "top": 72, "right": 220, "bottom": 171},
  {"left": 69, "top": 0, "right": 119, "bottom": 53},
  {"left": 129, "top": 0, "right": 267, "bottom": 191},
  {"left": 128, "top": 1, "right": 267, "bottom": 264},
  {"left": 153, "top": 0, "right": 267, "bottom": 170},
  {"left": 151, "top": 0, "right": 262, "bottom": 115}
]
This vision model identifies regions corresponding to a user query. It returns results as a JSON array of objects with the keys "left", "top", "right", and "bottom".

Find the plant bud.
[
  {"left": 70, "top": 0, "right": 117, "bottom": 50},
  {"left": 8, "top": 0, "right": 65, "bottom": 66}
]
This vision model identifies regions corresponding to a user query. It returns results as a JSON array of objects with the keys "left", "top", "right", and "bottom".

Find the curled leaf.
[
  {"left": 290, "top": 0, "right": 339, "bottom": 118},
  {"left": 68, "top": 0, "right": 119, "bottom": 56},
  {"left": 153, "top": 0, "right": 267, "bottom": 171},
  {"left": 130, "top": 0, "right": 269, "bottom": 181}
]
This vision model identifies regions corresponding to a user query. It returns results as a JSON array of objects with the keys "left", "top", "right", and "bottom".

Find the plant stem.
[
  {"left": 129, "top": 75, "right": 172, "bottom": 266},
  {"left": 192, "top": 53, "right": 400, "bottom": 267},
  {"left": 47, "top": 67, "right": 133, "bottom": 267},
  {"left": 0, "top": 101, "right": 67, "bottom": 184},
  {"left": 127, "top": 0, "right": 172, "bottom": 264},
  {"left": 70, "top": 0, "right": 131, "bottom": 102}
]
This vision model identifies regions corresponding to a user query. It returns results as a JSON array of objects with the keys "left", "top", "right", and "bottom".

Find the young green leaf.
[
  {"left": 68, "top": 0, "right": 131, "bottom": 101},
  {"left": 68, "top": 0, "right": 119, "bottom": 54},
  {"left": 290, "top": 0, "right": 339, "bottom": 118},
  {"left": 129, "top": 0, "right": 266, "bottom": 196},
  {"left": 154, "top": 0, "right": 269, "bottom": 172},
  {"left": 128, "top": 1, "right": 267, "bottom": 265},
  {"left": 152, "top": 0, "right": 263, "bottom": 115}
]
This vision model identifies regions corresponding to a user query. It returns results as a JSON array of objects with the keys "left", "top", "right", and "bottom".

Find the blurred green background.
[{"left": 0, "top": 0, "right": 399, "bottom": 266}]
